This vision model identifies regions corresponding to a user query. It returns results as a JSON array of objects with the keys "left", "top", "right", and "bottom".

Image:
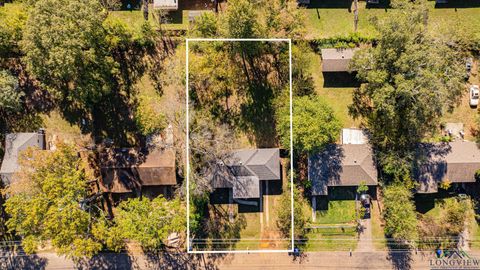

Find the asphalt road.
[{"left": 1, "top": 250, "right": 478, "bottom": 270}]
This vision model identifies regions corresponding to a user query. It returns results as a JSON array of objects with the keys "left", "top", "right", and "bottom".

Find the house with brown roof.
[
  {"left": 99, "top": 147, "right": 176, "bottom": 198},
  {"left": 308, "top": 144, "right": 378, "bottom": 197},
  {"left": 211, "top": 148, "right": 281, "bottom": 210},
  {"left": 415, "top": 141, "right": 480, "bottom": 194}
]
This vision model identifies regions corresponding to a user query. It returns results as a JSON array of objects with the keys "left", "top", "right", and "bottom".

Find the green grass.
[
  {"left": 370, "top": 200, "right": 387, "bottom": 250},
  {"left": 305, "top": 227, "right": 358, "bottom": 251},
  {"left": 108, "top": 9, "right": 189, "bottom": 32},
  {"left": 302, "top": 1, "right": 480, "bottom": 39},
  {"left": 302, "top": 200, "right": 358, "bottom": 251},
  {"left": 308, "top": 50, "right": 359, "bottom": 129},
  {"left": 315, "top": 200, "right": 356, "bottom": 224}
]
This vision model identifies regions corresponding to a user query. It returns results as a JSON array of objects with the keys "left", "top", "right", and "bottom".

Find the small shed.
[
  {"left": 153, "top": 0, "right": 178, "bottom": 10},
  {"left": 341, "top": 128, "right": 367, "bottom": 145},
  {"left": 321, "top": 48, "right": 358, "bottom": 72}
]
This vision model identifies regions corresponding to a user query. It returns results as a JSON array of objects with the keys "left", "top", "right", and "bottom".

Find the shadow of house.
[
  {"left": 98, "top": 147, "right": 177, "bottom": 214},
  {"left": 0, "top": 130, "right": 47, "bottom": 186},
  {"left": 366, "top": 0, "right": 391, "bottom": 9},
  {"left": 435, "top": 0, "right": 480, "bottom": 8},
  {"left": 321, "top": 48, "right": 360, "bottom": 88},
  {"left": 211, "top": 148, "right": 281, "bottom": 213},
  {"left": 414, "top": 141, "right": 480, "bottom": 194},
  {"left": 305, "top": 0, "right": 353, "bottom": 9}
]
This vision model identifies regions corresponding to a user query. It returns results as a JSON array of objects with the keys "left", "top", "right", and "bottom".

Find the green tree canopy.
[
  {"left": 0, "top": 69, "right": 22, "bottom": 111},
  {"left": 106, "top": 196, "right": 186, "bottom": 252},
  {"left": 349, "top": 0, "right": 465, "bottom": 182},
  {"left": 277, "top": 95, "right": 341, "bottom": 153},
  {"left": 382, "top": 184, "right": 418, "bottom": 245},
  {"left": 4, "top": 143, "right": 103, "bottom": 258}
]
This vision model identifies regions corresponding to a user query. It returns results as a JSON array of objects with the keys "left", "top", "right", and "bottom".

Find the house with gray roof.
[
  {"left": 212, "top": 148, "right": 281, "bottom": 199},
  {"left": 308, "top": 144, "right": 378, "bottom": 196},
  {"left": 415, "top": 141, "right": 480, "bottom": 194},
  {"left": 321, "top": 48, "right": 358, "bottom": 73},
  {"left": 0, "top": 130, "right": 46, "bottom": 185}
]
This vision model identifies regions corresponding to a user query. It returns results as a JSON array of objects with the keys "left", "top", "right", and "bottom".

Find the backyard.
[{"left": 302, "top": 1, "right": 480, "bottom": 39}]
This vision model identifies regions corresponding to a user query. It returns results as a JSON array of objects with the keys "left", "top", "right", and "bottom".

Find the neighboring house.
[
  {"left": 341, "top": 128, "right": 367, "bottom": 145},
  {"left": 99, "top": 147, "right": 176, "bottom": 198},
  {"left": 308, "top": 144, "right": 378, "bottom": 197},
  {"left": 212, "top": 148, "right": 281, "bottom": 203},
  {"left": 153, "top": 0, "right": 178, "bottom": 10},
  {"left": 321, "top": 48, "right": 358, "bottom": 73},
  {"left": 0, "top": 130, "right": 47, "bottom": 185},
  {"left": 416, "top": 141, "right": 480, "bottom": 194}
]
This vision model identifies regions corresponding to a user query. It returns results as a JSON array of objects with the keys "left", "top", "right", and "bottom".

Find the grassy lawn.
[
  {"left": 308, "top": 50, "right": 360, "bottom": 129},
  {"left": 304, "top": 200, "right": 358, "bottom": 251},
  {"left": 314, "top": 200, "right": 356, "bottom": 224},
  {"left": 41, "top": 111, "right": 84, "bottom": 144},
  {"left": 302, "top": 1, "right": 480, "bottom": 39},
  {"left": 108, "top": 8, "right": 189, "bottom": 32},
  {"left": 370, "top": 200, "right": 387, "bottom": 250},
  {"left": 441, "top": 58, "right": 479, "bottom": 141}
]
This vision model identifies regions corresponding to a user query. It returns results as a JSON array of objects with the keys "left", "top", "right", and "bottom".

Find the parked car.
[
  {"left": 470, "top": 85, "right": 479, "bottom": 108},
  {"left": 466, "top": 58, "right": 473, "bottom": 72},
  {"left": 360, "top": 194, "right": 371, "bottom": 219}
]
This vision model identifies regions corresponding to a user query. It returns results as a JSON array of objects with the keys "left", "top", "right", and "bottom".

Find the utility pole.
[
  {"left": 354, "top": 0, "right": 359, "bottom": 32},
  {"left": 143, "top": 0, "right": 149, "bottom": 21}
]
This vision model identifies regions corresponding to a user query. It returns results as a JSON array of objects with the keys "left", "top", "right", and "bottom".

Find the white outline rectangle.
[{"left": 186, "top": 38, "right": 293, "bottom": 254}]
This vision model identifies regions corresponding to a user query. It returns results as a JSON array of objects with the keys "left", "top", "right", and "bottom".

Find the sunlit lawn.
[
  {"left": 304, "top": 200, "right": 358, "bottom": 251},
  {"left": 370, "top": 200, "right": 387, "bottom": 250},
  {"left": 302, "top": 1, "right": 480, "bottom": 39}
]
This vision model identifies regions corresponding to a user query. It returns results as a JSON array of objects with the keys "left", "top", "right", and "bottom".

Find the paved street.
[{"left": 2, "top": 250, "right": 474, "bottom": 270}]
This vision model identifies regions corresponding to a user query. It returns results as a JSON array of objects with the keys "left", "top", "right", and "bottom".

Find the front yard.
[{"left": 304, "top": 199, "right": 358, "bottom": 251}]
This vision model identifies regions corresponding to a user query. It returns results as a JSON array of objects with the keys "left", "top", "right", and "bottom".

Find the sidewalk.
[{"left": 5, "top": 250, "right": 476, "bottom": 270}]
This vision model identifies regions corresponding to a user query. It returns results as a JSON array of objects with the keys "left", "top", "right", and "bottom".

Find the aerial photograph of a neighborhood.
[{"left": 0, "top": 0, "right": 480, "bottom": 269}]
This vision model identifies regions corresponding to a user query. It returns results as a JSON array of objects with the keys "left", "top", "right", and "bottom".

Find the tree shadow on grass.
[{"left": 61, "top": 90, "right": 143, "bottom": 147}]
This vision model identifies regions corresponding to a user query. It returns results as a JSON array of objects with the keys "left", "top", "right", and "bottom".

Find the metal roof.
[{"left": 321, "top": 48, "right": 358, "bottom": 72}]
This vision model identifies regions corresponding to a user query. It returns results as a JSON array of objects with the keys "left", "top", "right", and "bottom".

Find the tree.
[
  {"left": 349, "top": 0, "right": 465, "bottom": 182},
  {"left": 276, "top": 183, "right": 310, "bottom": 239},
  {"left": 22, "top": 0, "right": 110, "bottom": 105},
  {"left": 105, "top": 196, "right": 186, "bottom": 252},
  {"left": 277, "top": 95, "right": 341, "bottom": 153},
  {"left": 191, "top": 0, "right": 304, "bottom": 39},
  {"left": 4, "top": 143, "right": 103, "bottom": 258},
  {"left": 357, "top": 181, "right": 368, "bottom": 194},
  {"left": 382, "top": 185, "right": 418, "bottom": 245},
  {"left": 0, "top": 70, "right": 22, "bottom": 111}
]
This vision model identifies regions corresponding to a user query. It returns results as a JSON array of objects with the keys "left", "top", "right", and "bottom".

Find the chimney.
[{"left": 38, "top": 128, "right": 47, "bottom": 150}]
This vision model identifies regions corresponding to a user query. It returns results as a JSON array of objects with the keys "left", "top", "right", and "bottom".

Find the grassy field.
[
  {"left": 308, "top": 50, "right": 360, "bottom": 129},
  {"left": 109, "top": 9, "right": 189, "bottom": 32},
  {"left": 370, "top": 200, "right": 387, "bottom": 250},
  {"left": 302, "top": 1, "right": 480, "bottom": 39},
  {"left": 304, "top": 200, "right": 358, "bottom": 251}
]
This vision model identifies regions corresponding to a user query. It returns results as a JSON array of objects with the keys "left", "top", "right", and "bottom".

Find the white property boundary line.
[{"left": 185, "top": 38, "right": 294, "bottom": 254}]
